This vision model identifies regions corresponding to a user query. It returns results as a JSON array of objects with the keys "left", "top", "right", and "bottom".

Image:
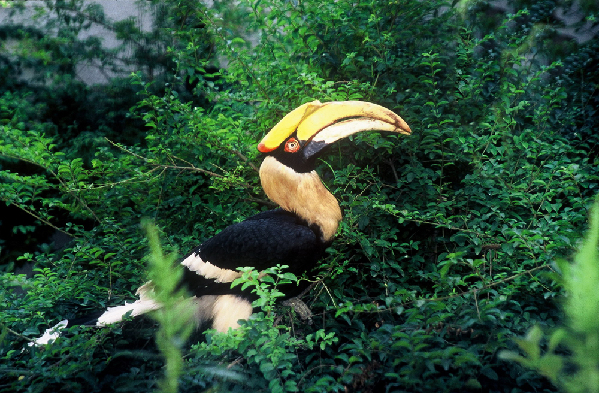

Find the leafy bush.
[
  {"left": 1, "top": 0, "right": 599, "bottom": 392},
  {"left": 501, "top": 197, "right": 599, "bottom": 393}
]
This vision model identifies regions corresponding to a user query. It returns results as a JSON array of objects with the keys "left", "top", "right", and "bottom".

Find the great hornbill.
[{"left": 33, "top": 100, "right": 410, "bottom": 344}]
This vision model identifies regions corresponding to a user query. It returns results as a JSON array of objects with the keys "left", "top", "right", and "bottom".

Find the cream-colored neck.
[{"left": 259, "top": 156, "right": 342, "bottom": 242}]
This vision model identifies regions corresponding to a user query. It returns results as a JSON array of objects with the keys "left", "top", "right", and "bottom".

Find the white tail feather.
[
  {"left": 96, "top": 282, "right": 160, "bottom": 325},
  {"left": 30, "top": 320, "right": 68, "bottom": 346},
  {"left": 96, "top": 299, "right": 161, "bottom": 325}
]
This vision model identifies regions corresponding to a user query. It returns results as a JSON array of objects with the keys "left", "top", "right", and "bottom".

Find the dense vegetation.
[{"left": 1, "top": 0, "right": 598, "bottom": 391}]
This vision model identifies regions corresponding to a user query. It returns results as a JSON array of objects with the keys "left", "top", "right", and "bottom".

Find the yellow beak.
[{"left": 258, "top": 100, "right": 411, "bottom": 153}]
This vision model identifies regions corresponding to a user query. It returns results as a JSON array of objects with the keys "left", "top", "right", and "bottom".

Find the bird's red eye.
[{"left": 284, "top": 138, "right": 300, "bottom": 153}]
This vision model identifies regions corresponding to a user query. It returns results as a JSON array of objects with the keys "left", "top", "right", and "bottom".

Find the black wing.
[
  {"left": 198, "top": 209, "right": 325, "bottom": 273},
  {"left": 178, "top": 209, "right": 328, "bottom": 298}
]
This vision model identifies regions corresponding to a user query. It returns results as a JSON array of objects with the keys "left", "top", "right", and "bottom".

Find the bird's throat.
[{"left": 259, "top": 156, "right": 342, "bottom": 241}]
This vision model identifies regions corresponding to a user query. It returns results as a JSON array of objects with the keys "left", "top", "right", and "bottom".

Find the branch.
[
  {"left": 1, "top": 323, "right": 35, "bottom": 343},
  {"left": 105, "top": 138, "right": 226, "bottom": 179},
  {"left": 338, "top": 264, "right": 554, "bottom": 314},
  {"left": 0, "top": 199, "right": 76, "bottom": 238},
  {"left": 229, "top": 148, "right": 260, "bottom": 173},
  {"left": 387, "top": 158, "right": 399, "bottom": 183},
  {"left": 408, "top": 264, "right": 553, "bottom": 305},
  {"left": 104, "top": 138, "right": 266, "bottom": 194}
]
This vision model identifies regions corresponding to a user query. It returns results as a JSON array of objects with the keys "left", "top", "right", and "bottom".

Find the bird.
[{"left": 32, "top": 100, "right": 410, "bottom": 344}]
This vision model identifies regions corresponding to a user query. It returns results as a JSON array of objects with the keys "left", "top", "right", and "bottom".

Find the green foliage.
[
  {"left": 0, "top": 0, "right": 598, "bottom": 391},
  {"left": 189, "top": 266, "right": 338, "bottom": 392},
  {"left": 143, "top": 219, "right": 193, "bottom": 393},
  {"left": 500, "top": 197, "right": 599, "bottom": 393}
]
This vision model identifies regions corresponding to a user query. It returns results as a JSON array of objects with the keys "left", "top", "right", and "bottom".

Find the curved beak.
[{"left": 258, "top": 101, "right": 411, "bottom": 157}]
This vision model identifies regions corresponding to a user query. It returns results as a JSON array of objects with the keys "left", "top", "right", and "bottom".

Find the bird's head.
[{"left": 257, "top": 100, "right": 411, "bottom": 172}]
